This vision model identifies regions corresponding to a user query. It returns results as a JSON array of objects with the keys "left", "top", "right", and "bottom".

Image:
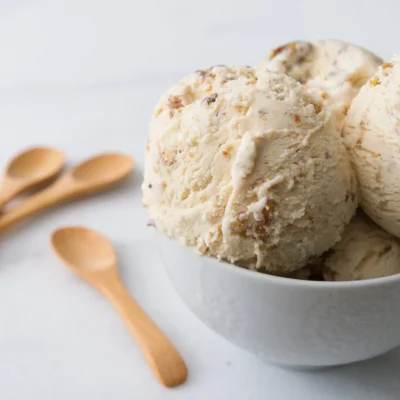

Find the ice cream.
[
  {"left": 343, "top": 56, "right": 400, "bottom": 238},
  {"left": 322, "top": 212, "right": 400, "bottom": 281},
  {"left": 256, "top": 40, "right": 382, "bottom": 131},
  {"left": 142, "top": 66, "right": 358, "bottom": 274},
  {"left": 282, "top": 261, "right": 324, "bottom": 281}
]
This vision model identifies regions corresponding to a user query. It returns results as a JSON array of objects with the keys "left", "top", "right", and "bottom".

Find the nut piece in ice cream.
[
  {"left": 256, "top": 40, "right": 382, "bottom": 131},
  {"left": 142, "top": 67, "right": 358, "bottom": 274},
  {"left": 322, "top": 212, "right": 400, "bottom": 281},
  {"left": 343, "top": 56, "right": 400, "bottom": 237}
]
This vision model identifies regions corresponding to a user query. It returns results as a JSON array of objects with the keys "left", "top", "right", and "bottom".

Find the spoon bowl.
[
  {"left": 51, "top": 226, "right": 116, "bottom": 272},
  {"left": 7, "top": 147, "right": 64, "bottom": 180},
  {"left": 0, "top": 146, "right": 65, "bottom": 208},
  {"left": 51, "top": 226, "right": 188, "bottom": 388},
  {"left": 71, "top": 153, "right": 134, "bottom": 185}
]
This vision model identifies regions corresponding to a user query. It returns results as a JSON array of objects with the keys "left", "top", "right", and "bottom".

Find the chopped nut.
[
  {"left": 382, "top": 62, "right": 393, "bottom": 69},
  {"left": 313, "top": 102, "right": 323, "bottom": 114},
  {"left": 215, "top": 99, "right": 226, "bottom": 115},
  {"left": 347, "top": 72, "right": 367, "bottom": 88},
  {"left": 202, "top": 83, "right": 212, "bottom": 94},
  {"left": 235, "top": 105, "right": 250, "bottom": 115},
  {"left": 205, "top": 93, "right": 218, "bottom": 105},
  {"left": 168, "top": 95, "right": 184, "bottom": 110},
  {"left": 181, "top": 85, "right": 195, "bottom": 104},
  {"left": 382, "top": 63, "right": 393, "bottom": 76},
  {"left": 254, "top": 222, "right": 269, "bottom": 237},
  {"left": 343, "top": 104, "right": 350, "bottom": 116},
  {"left": 246, "top": 79, "right": 258, "bottom": 86},
  {"left": 294, "top": 114, "right": 301, "bottom": 124},
  {"left": 269, "top": 42, "right": 296, "bottom": 59},
  {"left": 159, "top": 150, "right": 176, "bottom": 167},
  {"left": 321, "top": 92, "right": 329, "bottom": 99},
  {"left": 196, "top": 69, "right": 216, "bottom": 82},
  {"left": 221, "top": 145, "right": 232, "bottom": 157},
  {"left": 258, "top": 109, "right": 267, "bottom": 117},
  {"left": 154, "top": 107, "right": 163, "bottom": 117},
  {"left": 231, "top": 220, "right": 246, "bottom": 234},
  {"left": 370, "top": 76, "right": 381, "bottom": 86}
]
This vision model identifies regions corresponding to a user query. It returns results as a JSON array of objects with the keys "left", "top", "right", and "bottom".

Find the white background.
[{"left": 0, "top": 1, "right": 399, "bottom": 399}]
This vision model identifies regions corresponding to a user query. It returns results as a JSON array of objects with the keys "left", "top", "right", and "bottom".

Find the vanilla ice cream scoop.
[
  {"left": 143, "top": 66, "right": 357, "bottom": 274},
  {"left": 322, "top": 212, "right": 400, "bottom": 281},
  {"left": 256, "top": 40, "right": 382, "bottom": 131},
  {"left": 343, "top": 56, "right": 400, "bottom": 237}
]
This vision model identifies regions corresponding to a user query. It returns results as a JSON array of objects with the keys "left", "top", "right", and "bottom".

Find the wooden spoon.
[
  {"left": 0, "top": 147, "right": 65, "bottom": 208},
  {"left": 50, "top": 226, "right": 188, "bottom": 388},
  {"left": 0, "top": 153, "right": 134, "bottom": 234}
]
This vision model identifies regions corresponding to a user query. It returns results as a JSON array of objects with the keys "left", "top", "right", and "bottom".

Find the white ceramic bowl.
[{"left": 157, "top": 233, "right": 400, "bottom": 368}]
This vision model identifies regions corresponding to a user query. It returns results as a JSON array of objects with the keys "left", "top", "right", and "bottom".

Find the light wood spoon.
[
  {"left": 0, "top": 153, "right": 134, "bottom": 234},
  {"left": 0, "top": 146, "right": 65, "bottom": 208},
  {"left": 50, "top": 226, "right": 188, "bottom": 388}
]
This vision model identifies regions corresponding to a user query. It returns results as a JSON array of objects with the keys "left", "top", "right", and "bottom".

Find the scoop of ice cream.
[
  {"left": 142, "top": 66, "right": 358, "bottom": 274},
  {"left": 322, "top": 212, "right": 400, "bottom": 281},
  {"left": 343, "top": 56, "right": 400, "bottom": 237},
  {"left": 256, "top": 40, "right": 382, "bottom": 131}
]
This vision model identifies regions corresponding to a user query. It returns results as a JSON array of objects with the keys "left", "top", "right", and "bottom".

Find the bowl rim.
[
  {"left": 158, "top": 233, "right": 400, "bottom": 289},
  {"left": 212, "top": 254, "right": 400, "bottom": 289}
]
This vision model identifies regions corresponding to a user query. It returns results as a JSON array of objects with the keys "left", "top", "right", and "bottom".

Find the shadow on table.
[{"left": 289, "top": 347, "right": 400, "bottom": 399}]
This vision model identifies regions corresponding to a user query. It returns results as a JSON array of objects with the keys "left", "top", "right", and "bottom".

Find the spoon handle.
[
  {"left": 100, "top": 275, "right": 188, "bottom": 388},
  {"left": 0, "top": 180, "right": 70, "bottom": 233},
  {"left": 0, "top": 179, "right": 20, "bottom": 209}
]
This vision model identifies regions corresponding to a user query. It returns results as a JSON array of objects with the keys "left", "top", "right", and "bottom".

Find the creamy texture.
[
  {"left": 256, "top": 40, "right": 382, "bottom": 131},
  {"left": 343, "top": 56, "right": 400, "bottom": 237},
  {"left": 142, "top": 67, "right": 358, "bottom": 274},
  {"left": 322, "top": 212, "right": 400, "bottom": 281}
]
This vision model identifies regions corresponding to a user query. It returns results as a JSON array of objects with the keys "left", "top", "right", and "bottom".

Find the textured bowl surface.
[{"left": 157, "top": 233, "right": 400, "bottom": 367}]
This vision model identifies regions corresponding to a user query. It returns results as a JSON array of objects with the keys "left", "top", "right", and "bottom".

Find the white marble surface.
[{"left": 1, "top": 0, "right": 400, "bottom": 399}]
